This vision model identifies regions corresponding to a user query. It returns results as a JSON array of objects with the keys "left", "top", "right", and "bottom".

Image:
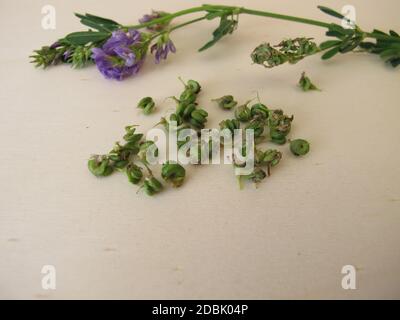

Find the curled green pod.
[
  {"left": 126, "top": 164, "right": 143, "bottom": 185},
  {"left": 143, "top": 177, "right": 163, "bottom": 196},
  {"left": 182, "top": 103, "right": 196, "bottom": 119},
  {"left": 256, "top": 149, "right": 282, "bottom": 167},
  {"left": 250, "top": 103, "right": 269, "bottom": 119},
  {"left": 123, "top": 126, "right": 144, "bottom": 143},
  {"left": 270, "top": 130, "right": 287, "bottom": 145},
  {"left": 298, "top": 72, "right": 320, "bottom": 92},
  {"left": 213, "top": 95, "right": 238, "bottom": 110},
  {"left": 161, "top": 162, "right": 186, "bottom": 187},
  {"left": 180, "top": 89, "right": 197, "bottom": 105},
  {"left": 248, "top": 168, "right": 267, "bottom": 183},
  {"left": 235, "top": 104, "right": 252, "bottom": 122},
  {"left": 138, "top": 140, "right": 158, "bottom": 162},
  {"left": 190, "top": 109, "right": 208, "bottom": 129},
  {"left": 186, "top": 79, "right": 201, "bottom": 94},
  {"left": 290, "top": 139, "right": 310, "bottom": 156},
  {"left": 88, "top": 156, "right": 114, "bottom": 177},
  {"left": 245, "top": 119, "right": 265, "bottom": 138},
  {"left": 137, "top": 97, "right": 155, "bottom": 115},
  {"left": 219, "top": 119, "right": 240, "bottom": 134}
]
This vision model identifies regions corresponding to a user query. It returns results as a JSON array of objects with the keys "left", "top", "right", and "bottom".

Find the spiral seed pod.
[
  {"left": 235, "top": 104, "right": 252, "bottom": 122},
  {"left": 190, "top": 109, "right": 208, "bottom": 129},
  {"left": 143, "top": 177, "right": 163, "bottom": 196},
  {"left": 138, "top": 140, "right": 158, "bottom": 163},
  {"left": 250, "top": 103, "right": 269, "bottom": 119},
  {"left": 186, "top": 79, "right": 201, "bottom": 94},
  {"left": 88, "top": 156, "right": 114, "bottom": 177},
  {"left": 245, "top": 119, "right": 265, "bottom": 138},
  {"left": 219, "top": 119, "right": 240, "bottom": 134},
  {"left": 213, "top": 95, "right": 238, "bottom": 110},
  {"left": 137, "top": 96, "right": 156, "bottom": 115},
  {"left": 161, "top": 162, "right": 186, "bottom": 187},
  {"left": 126, "top": 164, "right": 143, "bottom": 185},
  {"left": 290, "top": 139, "right": 310, "bottom": 156},
  {"left": 123, "top": 126, "right": 144, "bottom": 144},
  {"left": 182, "top": 103, "right": 196, "bottom": 120},
  {"left": 179, "top": 89, "right": 197, "bottom": 105},
  {"left": 256, "top": 149, "right": 282, "bottom": 168},
  {"left": 248, "top": 168, "right": 267, "bottom": 183}
]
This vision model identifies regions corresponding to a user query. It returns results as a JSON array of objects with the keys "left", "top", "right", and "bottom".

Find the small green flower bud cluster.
[
  {"left": 88, "top": 123, "right": 186, "bottom": 196},
  {"left": 137, "top": 96, "right": 156, "bottom": 115}
]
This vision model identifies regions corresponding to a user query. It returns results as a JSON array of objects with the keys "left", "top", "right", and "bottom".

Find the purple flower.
[
  {"left": 151, "top": 40, "right": 176, "bottom": 64},
  {"left": 91, "top": 29, "right": 146, "bottom": 81}
]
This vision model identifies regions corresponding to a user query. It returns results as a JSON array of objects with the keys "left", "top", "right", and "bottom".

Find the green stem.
[
  {"left": 124, "top": 4, "right": 400, "bottom": 43},
  {"left": 150, "top": 16, "right": 207, "bottom": 41}
]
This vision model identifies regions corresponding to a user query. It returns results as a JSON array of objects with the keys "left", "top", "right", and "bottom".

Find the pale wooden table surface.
[{"left": 0, "top": 0, "right": 399, "bottom": 299}]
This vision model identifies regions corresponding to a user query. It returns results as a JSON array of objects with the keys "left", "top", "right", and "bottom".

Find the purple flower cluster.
[
  {"left": 91, "top": 29, "right": 146, "bottom": 80},
  {"left": 151, "top": 40, "right": 176, "bottom": 64}
]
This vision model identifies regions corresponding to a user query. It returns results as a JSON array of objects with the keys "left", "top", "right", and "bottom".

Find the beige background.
[{"left": 0, "top": 0, "right": 399, "bottom": 299}]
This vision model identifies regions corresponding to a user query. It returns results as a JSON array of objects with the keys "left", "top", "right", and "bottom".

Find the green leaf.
[
  {"left": 65, "top": 31, "right": 110, "bottom": 46},
  {"left": 75, "top": 13, "right": 120, "bottom": 32},
  {"left": 199, "top": 16, "right": 237, "bottom": 52},
  {"left": 319, "top": 40, "right": 341, "bottom": 50},
  {"left": 75, "top": 13, "right": 120, "bottom": 27},
  {"left": 321, "top": 46, "right": 340, "bottom": 60},
  {"left": 317, "top": 6, "right": 345, "bottom": 20}
]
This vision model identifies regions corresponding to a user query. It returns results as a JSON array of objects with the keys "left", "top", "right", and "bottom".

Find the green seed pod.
[
  {"left": 143, "top": 177, "right": 163, "bottom": 196},
  {"left": 113, "top": 160, "right": 129, "bottom": 169},
  {"left": 138, "top": 140, "right": 158, "bottom": 162},
  {"left": 270, "top": 131, "right": 287, "bottom": 145},
  {"left": 169, "top": 113, "right": 183, "bottom": 126},
  {"left": 245, "top": 119, "right": 265, "bottom": 138},
  {"left": 88, "top": 156, "right": 114, "bottom": 177},
  {"left": 219, "top": 119, "right": 240, "bottom": 134},
  {"left": 126, "top": 164, "right": 143, "bottom": 185},
  {"left": 256, "top": 149, "right": 282, "bottom": 167},
  {"left": 290, "top": 139, "right": 310, "bottom": 156},
  {"left": 235, "top": 104, "right": 252, "bottom": 122},
  {"left": 123, "top": 126, "right": 144, "bottom": 144},
  {"left": 213, "top": 95, "right": 238, "bottom": 110},
  {"left": 190, "top": 109, "right": 207, "bottom": 123},
  {"left": 248, "top": 168, "right": 267, "bottom": 183},
  {"left": 182, "top": 103, "right": 196, "bottom": 119},
  {"left": 298, "top": 72, "right": 320, "bottom": 92},
  {"left": 137, "top": 97, "right": 155, "bottom": 115},
  {"left": 161, "top": 162, "right": 186, "bottom": 188},
  {"left": 180, "top": 89, "right": 197, "bottom": 105},
  {"left": 186, "top": 80, "right": 201, "bottom": 94},
  {"left": 250, "top": 103, "right": 269, "bottom": 119}
]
